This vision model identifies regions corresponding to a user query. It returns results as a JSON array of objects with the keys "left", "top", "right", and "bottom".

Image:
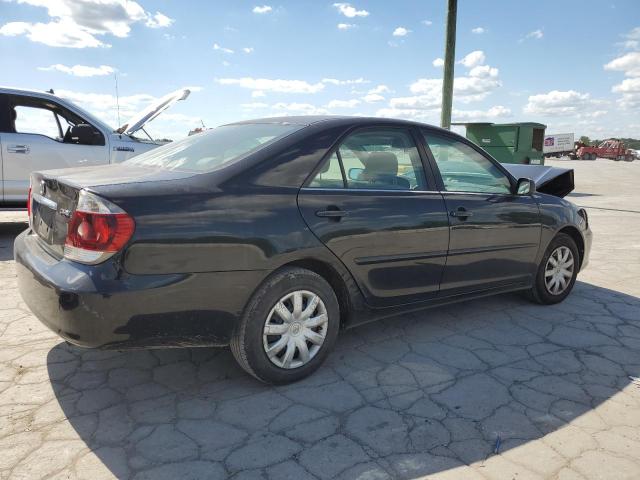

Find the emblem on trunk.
[{"left": 58, "top": 208, "right": 72, "bottom": 218}]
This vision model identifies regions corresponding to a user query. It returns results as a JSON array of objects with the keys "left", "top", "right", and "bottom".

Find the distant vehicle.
[
  {"left": 0, "top": 87, "right": 191, "bottom": 205},
  {"left": 577, "top": 139, "right": 634, "bottom": 161},
  {"left": 543, "top": 133, "right": 575, "bottom": 158},
  {"left": 15, "top": 116, "right": 591, "bottom": 384}
]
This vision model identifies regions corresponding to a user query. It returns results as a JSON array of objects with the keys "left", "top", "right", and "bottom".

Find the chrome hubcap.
[
  {"left": 544, "top": 246, "right": 574, "bottom": 295},
  {"left": 262, "top": 290, "right": 328, "bottom": 369}
]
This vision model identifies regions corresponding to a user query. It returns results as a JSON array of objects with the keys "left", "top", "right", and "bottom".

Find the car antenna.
[{"left": 114, "top": 72, "right": 121, "bottom": 127}]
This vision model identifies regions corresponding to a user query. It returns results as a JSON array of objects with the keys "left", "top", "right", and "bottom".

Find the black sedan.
[{"left": 15, "top": 116, "right": 592, "bottom": 384}]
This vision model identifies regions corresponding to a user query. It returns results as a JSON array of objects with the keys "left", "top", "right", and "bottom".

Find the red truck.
[{"left": 577, "top": 139, "right": 634, "bottom": 161}]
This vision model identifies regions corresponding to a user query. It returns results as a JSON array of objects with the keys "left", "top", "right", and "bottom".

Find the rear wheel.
[
  {"left": 528, "top": 233, "right": 579, "bottom": 305},
  {"left": 230, "top": 267, "right": 340, "bottom": 384}
]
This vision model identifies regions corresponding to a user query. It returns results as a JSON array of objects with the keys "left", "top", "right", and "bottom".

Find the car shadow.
[
  {"left": 47, "top": 281, "right": 640, "bottom": 479},
  {"left": 0, "top": 221, "right": 27, "bottom": 261}
]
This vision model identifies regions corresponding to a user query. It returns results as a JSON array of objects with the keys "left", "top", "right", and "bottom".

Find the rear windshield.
[{"left": 125, "top": 123, "right": 302, "bottom": 172}]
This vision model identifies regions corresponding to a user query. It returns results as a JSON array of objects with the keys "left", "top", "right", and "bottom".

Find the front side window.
[
  {"left": 423, "top": 132, "right": 512, "bottom": 194},
  {"left": 308, "top": 128, "right": 427, "bottom": 191},
  {"left": 126, "top": 123, "right": 302, "bottom": 172}
]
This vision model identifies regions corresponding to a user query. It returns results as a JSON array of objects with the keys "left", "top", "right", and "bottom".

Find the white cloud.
[
  {"left": 38, "top": 64, "right": 115, "bottom": 77},
  {"left": 432, "top": 58, "right": 444, "bottom": 67},
  {"left": 363, "top": 93, "right": 385, "bottom": 103},
  {"left": 146, "top": 12, "right": 173, "bottom": 28},
  {"left": 322, "top": 77, "right": 368, "bottom": 85},
  {"left": 422, "top": 20, "right": 432, "bottom": 26},
  {"left": 325, "top": 99, "right": 360, "bottom": 108},
  {"left": 582, "top": 110, "right": 608, "bottom": 119},
  {"left": 241, "top": 102, "right": 269, "bottom": 109},
  {"left": 333, "top": 3, "right": 369, "bottom": 18},
  {"left": 252, "top": 90, "right": 266, "bottom": 98},
  {"left": 252, "top": 5, "right": 272, "bottom": 14},
  {"left": 216, "top": 77, "right": 325, "bottom": 94},
  {"left": 243, "top": 47, "right": 254, "bottom": 53},
  {"left": 458, "top": 50, "right": 486, "bottom": 68},
  {"left": 452, "top": 105, "right": 511, "bottom": 121},
  {"left": 0, "top": 0, "right": 173, "bottom": 48},
  {"left": 620, "top": 40, "right": 639, "bottom": 50},
  {"left": 392, "top": 27, "right": 410, "bottom": 37},
  {"left": 604, "top": 51, "right": 640, "bottom": 77},
  {"left": 337, "top": 23, "right": 355, "bottom": 30},
  {"left": 626, "top": 26, "right": 640, "bottom": 40},
  {"left": 471, "top": 27, "right": 485, "bottom": 34},
  {"left": 604, "top": 49, "right": 640, "bottom": 109},
  {"left": 523, "top": 29, "right": 544, "bottom": 40},
  {"left": 524, "top": 90, "right": 593, "bottom": 116},
  {"left": 213, "top": 43, "right": 234, "bottom": 54},
  {"left": 272, "top": 102, "right": 329, "bottom": 115},
  {"left": 385, "top": 53, "right": 502, "bottom": 117},
  {"left": 367, "top": 84, "right": 390, "bottom": 94},
  {"left": 612, "top": 77, "right": 640, "bottom": 109},
  {"left": 374, "top": 107, "right": 434, "bottom": 122}
]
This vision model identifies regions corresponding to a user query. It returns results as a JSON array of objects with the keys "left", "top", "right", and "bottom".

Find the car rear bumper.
[{"left": 14, "top": 230, "right": 268, "bottom": 349}]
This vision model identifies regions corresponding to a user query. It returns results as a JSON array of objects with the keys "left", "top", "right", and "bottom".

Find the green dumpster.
[{"left": 454, "top": 122, "right": 547, "bottom": 165}]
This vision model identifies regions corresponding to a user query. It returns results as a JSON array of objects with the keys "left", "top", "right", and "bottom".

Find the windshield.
[{"left": 125, "top": 123, "right": 302, "bottom": 172}]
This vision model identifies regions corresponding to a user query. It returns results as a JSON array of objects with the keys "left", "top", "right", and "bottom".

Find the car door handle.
[
  {"left": 449, "top": 207, "right": 473, "bottom": 218},
  {"left": 316, "top": 209, "right": 349, "bottom": 218},
  {"left": 7, "top": 145, "right": 30, "bottom": 154}
]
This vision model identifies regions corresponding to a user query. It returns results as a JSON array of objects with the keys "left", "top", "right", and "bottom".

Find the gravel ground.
[{"left": 0, "top": 158, "right": 639, "bottom": 480}]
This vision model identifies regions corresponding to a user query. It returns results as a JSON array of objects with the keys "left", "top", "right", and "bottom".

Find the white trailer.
[{"left": 543, "top": 133, "right": 575, "bottom": 158}]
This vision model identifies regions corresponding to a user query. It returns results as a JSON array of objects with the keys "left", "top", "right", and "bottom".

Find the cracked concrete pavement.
[{"left": 1, "top": 159, "right": 639, "bottom": 479}]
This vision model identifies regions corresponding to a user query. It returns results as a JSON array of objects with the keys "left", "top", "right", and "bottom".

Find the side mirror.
[
  {"left": 348, "top": 167, "right": 364, "bottom": 181},
  {"left": 70, "top": 124, "right": 98, "bottom": 145},
  {"left": 516, "top": 177, "right": 536, "bottom": 195}
]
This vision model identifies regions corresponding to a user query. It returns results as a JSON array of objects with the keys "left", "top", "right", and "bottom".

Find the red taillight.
[
  {"left": 27, "top": 186, "right": 32, "bottom": 218},
  {"left": 63, "top": 190, "right": 135, "bottom": 265},
  {"left": 66, "top": 212, "right": 135, "bottom": 252}
]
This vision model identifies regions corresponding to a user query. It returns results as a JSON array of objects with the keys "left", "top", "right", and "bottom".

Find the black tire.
[
  {"left": 230, "top": 267, "right": 340, "bottom": 384},
  {"left": 528, "top": 233, "right": 579, "bottom": 305}
]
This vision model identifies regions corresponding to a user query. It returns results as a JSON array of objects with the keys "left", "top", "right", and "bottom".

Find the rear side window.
[
  {"left": 308, "top": 128, "right": 427, "bottom": 191},
  {"left": 126, "top": 123, "right": 302, "bottom": 172}
]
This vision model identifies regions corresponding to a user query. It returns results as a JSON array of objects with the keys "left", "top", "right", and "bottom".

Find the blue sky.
[{"left": 1, "top": 0, "right": 639, "bottom": 140}]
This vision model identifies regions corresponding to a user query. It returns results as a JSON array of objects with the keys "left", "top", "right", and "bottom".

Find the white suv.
[{"left": 0, "top": 87, "right": 190, "bottom": 205}]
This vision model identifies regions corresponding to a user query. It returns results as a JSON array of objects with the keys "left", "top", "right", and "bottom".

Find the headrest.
[{"left": 363, "top": 151, "right": 398, "bottom": 175}]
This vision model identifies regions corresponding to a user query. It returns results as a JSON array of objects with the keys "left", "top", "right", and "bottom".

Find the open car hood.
[
  {"left": 502, "top": 164, "right": 575, "bottom": 198},
  {"left": 118, "top": 88, "right": 191, "bottom": 135}
]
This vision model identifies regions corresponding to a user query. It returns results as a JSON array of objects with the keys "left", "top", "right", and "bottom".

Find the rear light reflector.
[{"left": 64, "top": 190, "right": 135, "bottom": 265}]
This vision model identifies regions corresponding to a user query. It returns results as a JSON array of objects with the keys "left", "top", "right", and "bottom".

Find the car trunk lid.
[
  {"left": 29, "top": 164, "right": 201, "bottom": 257},
  {"left": 29, "top": 172, "right": 80, "bottom": 257}
]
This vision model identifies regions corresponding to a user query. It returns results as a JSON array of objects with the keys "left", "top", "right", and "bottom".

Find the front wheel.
[
  {"left": 528, "top": 233, "right": 579, "bottom": 305},
  {"left": 230, "top": 267, "right": 340, "bottom": 384}
]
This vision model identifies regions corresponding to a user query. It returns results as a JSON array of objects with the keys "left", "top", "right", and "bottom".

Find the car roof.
[
  {"left": 226, "top": 115, "right": 454, "bottom": 134},
  {"left": 0, "top": 86, "right": 60, "bottom": 100}
]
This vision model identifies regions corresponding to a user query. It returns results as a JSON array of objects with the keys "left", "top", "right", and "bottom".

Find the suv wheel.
[{"left": 230, "top": 267, "right": 340, "bottom": 384}]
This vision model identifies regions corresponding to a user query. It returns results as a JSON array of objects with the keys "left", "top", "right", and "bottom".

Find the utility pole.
[{"left": 440, "top": 0, "right": 457, "bottom": 129}]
